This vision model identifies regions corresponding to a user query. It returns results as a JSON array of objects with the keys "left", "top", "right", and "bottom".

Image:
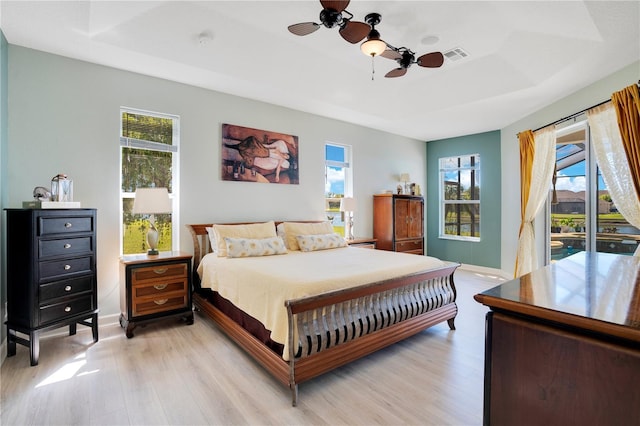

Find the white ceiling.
[{"left": 1, "top": 1, "right": 639, "bottom": 141}]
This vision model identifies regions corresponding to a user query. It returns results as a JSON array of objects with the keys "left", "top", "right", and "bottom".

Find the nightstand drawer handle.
[
  {"left": 64, "top": 264, "right": 72, "bottom": 270},
  {"left": 153, "top": 268, "right": 168, "bottom": 275},
  {"left": 153, "top": 299, "right": 168, "bottom": 305},
  {"left": 64, "top": 243, "right": 72, "bottom": 249},
  {"left": 64, "top": 306, "right": 72, "bottom": 312},
  {"left": 64, "top": 222, "right": 73, "bottom": 228},
  {"left": 64, "top": 285, "right": 72, "bottom": 292},
  {"left": 153, "top": 284, "right": 168, "bottom": 290}
]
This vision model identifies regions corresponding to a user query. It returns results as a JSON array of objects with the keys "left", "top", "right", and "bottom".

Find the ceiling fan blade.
[
  {"left": 320, "top": 0, "right": 350, "bottom": 12},
  {"left": 380, "top": 49, "right": 401, "bottom": 60},
  {"left": 339, "top": 21, "right": 370, "bottom": 44},
  {"left": 385, "top": 68, "right": 407, "bottom": 78},
  {"left": 288, "top": 22, "right": 321, "bottom": 36},
  {"left": 417, "top": 51, "right": 445, "bottom": 68}
]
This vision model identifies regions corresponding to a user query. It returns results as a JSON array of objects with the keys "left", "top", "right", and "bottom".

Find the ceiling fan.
[
  {"left": 287, "top": 0, "right": 371, "bottom": 44},
  {"left": 381, "top": 47, "right": 445, "bottom": 78}
]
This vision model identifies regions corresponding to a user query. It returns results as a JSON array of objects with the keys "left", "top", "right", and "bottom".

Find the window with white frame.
[
  {"left": 120, "top": 108, "right": 179, "bottom": 255},
  {"left": 325, "top": 143, "right": 352, "bottom": 236},
  {"left": 439, "top": 154, "right": 481, "bottom": 241}
]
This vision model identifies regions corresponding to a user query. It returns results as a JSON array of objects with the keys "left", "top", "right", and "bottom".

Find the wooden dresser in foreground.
[
  {"left": 119, "top": 251, "right": 193, "bottom": 338},
  {"left": 373, "top": 194, "right": 424, "bottom": 254},
  {"left": 5, "top": 208, "right": 98, "bottom": 366},
  {"left": 474, "top": 252, "right": 640, "bottom": 425}
]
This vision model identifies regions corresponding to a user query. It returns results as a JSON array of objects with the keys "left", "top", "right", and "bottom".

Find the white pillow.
[
  {"left": 205, "top": 227, "right": 217, "bottom": 253},
  {"left": 212, "top": 221, "right": 277, "bottom": 257},
  {"left": 224, "top": 236, "right": 287, "bottom": 258},
  {"left": 282, "top": 221, "right": 334, "bottom": 251},
  {"left": 296, "top": 233, "right": 348, "bottom": 252}
]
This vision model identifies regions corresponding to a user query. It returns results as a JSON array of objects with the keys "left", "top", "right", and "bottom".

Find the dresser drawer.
[
  {"left": 40, "top": 276, "right": 94, "bottom": 302},
  {"left": 131, "top": 263, "right": 188, "bottom": 284},
  {"left": 39, "top": 294, "right": 95, "bottom": 326},
  {"left": 395, "top": 239, "right": 423, "bottom": 254},
  {"left": 39, "top": 216, "right": 93, "bottom": 236},
  {"left": 39, "top": 236, "right": 92, "bottom": 258},
  {"left": 133, "top": 278, "right": 188, "bottom": 299},
  {"left": 132, "top": 294, "right": 188, "bottom": 317},
  {"left": 39, "top": 256, "right": 93, "bottom": 281}
]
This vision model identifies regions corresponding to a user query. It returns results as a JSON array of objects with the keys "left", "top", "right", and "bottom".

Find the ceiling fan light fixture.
[{"left": 361, "top": 38, "right": 387, "bottom": 57}]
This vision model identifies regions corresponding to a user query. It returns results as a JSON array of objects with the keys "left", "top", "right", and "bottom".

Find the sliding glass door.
[{"left": 549, "top": 119, "right": 639, "bottom": 262}]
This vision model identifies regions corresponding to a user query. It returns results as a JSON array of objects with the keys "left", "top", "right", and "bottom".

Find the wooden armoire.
[{"left": 373, "top": 194, "right": 424, "bottom": 255}]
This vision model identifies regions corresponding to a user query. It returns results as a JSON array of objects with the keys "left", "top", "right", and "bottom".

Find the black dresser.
[{"left": 5, "top": 208, "right": 98, "bottom": 365}]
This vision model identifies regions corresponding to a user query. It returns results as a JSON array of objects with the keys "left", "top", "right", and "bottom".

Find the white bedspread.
[{"left": 197, "top": 247, "right": 447, "bottom": 360}]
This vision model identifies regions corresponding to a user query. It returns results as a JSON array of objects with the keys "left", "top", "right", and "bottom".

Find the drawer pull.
[
  {"left": 64, "top": 285, "right": 72, "bottom": 292},
  {"left": 153, "top": 268, "right": 168, "bottom": 275},
  {"left": 153, "top": 284, "right": 168, "bottom": 290},
  {"left": 64, "top": 306, "right": 72, "bottom": 312},
  {"left": 153, "top": 299, "right": 168, "bottom": 305},
  {"left": 64, "top": 243, "right": 72, "bottom": 249},
  {"left": 64, "top": 264, "right": 72, "bottom": 270},
  {"left": 64, "top": 222, "right": 73, "bottom": 228}
]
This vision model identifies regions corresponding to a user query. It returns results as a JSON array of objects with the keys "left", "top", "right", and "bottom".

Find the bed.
[{"left": 187, "top": 221, "right": 459, "bottom": 405}]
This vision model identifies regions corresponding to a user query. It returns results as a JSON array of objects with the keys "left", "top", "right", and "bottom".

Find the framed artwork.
[{"left": 221, "top": 123, "right": 299, "bottom": 184}]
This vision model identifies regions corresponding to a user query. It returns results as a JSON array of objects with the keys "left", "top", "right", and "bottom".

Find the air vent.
[{"left": 443, "top": 47, "right": 469, "bottom": 61}]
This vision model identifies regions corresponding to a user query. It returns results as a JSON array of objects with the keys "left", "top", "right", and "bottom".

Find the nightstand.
[
  {"left": 119, "top": 251, "right": 193, "bottom": 338},
  {"left": 347, "top": 237, "right": 377, "bottom": 249}
]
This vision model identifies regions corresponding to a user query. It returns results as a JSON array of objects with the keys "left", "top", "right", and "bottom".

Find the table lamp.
[
  {"left": 132, "top": 187, "right": 172, "bottom": 255},
  {"left": 400, "top": 173, "right": 410, "bottom": 194},
  {"left": 340, "top": 197, "right": 356, "bottom": 240}
]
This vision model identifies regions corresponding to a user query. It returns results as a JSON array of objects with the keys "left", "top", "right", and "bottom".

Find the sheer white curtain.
[
  {"left": 588, "top": 103, "right": 640, "bottom": 256},
  {"left": 515, "top": 126, "right": 557, "bottom": 276}
]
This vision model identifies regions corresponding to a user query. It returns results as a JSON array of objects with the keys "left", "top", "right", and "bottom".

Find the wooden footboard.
[{"left": 187, "top": 223, "right": 459, "bottom": 406}]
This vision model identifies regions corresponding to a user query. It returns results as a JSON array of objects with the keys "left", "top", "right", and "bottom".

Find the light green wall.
[
  {"left": 1, "top": 30, "right": 8, "bottom": 351},
  {"left": 5, "top": 46, "right": 426, "bottom": 319},
  {"left": 500, "top": 61, "right": 640, "bottom": 275},
  {"left": 426, "top": 131, "right": 501, "bottom": 268}
]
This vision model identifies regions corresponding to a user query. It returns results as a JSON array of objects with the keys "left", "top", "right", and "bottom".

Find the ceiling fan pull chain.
[{"left": 371, "top": 56, "right": 375, "bottom": 81}]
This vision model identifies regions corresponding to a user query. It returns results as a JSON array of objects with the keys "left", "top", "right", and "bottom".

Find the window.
[
  {"left": 325, "top": 143, "right": 352, "bottom": 236},
  {"left": 549, "top": 119, "right": 639, "bottom": 261},
  {"left": 439, "top": 154, "right": 481, "bottom": 241},
  {"left": 120, "top": 108, "right": 179, "bottom": 255}
]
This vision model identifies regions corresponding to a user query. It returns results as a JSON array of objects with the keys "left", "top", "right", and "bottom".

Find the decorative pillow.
[
  {"left": 205, "top": 227, "right": 217, "bottom": 253},
  {"left": 213, "top": 221, "right": 277, "bottom": 257},
  {"left": 224, "top": 236, "right": 287, "bottom": 258},
  {"left": 296, "top": 233, "right": 348, "bottom": 252},
  {"left": 282, "top": 221, "right": 334, "bottom": 251}
]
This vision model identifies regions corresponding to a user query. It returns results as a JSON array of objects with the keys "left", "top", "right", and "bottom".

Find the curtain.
[
  {"left": 514, "top": 126, "right": 556, "bottom": 276},
  {"left": 588, "top": 102, "right": 640, "bottom": 256},
  {"left": 612, "top": 84, "right": 640, "bottom": 198}
]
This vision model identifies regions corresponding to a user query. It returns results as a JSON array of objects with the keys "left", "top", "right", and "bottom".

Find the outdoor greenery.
[{"left": 123, "top": 218, "right": 172, "bottom": 254}]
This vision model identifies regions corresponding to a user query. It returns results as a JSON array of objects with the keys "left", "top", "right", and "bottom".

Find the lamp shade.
[
  {"left": 361, "top": 38, "right": 387, "bottom": 57},
  {"left": 132, "top": 188, "right": 172, "bottom": 214},
  {"left": 340, "top": 197, "right": 356, "bottom": 212},
  {"left": 400, "top": 173, "right": 410, "bottom": 182}
]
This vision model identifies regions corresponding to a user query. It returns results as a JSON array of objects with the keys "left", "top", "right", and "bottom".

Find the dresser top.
[{"left": 475, "top": 252, "right": 640, "bottom": 343}]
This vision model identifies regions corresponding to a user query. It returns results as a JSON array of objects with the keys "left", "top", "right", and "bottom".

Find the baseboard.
[{"left": 458, "top": 263, "right": 511, "bottom": 280}]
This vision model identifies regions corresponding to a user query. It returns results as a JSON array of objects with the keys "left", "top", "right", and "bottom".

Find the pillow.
[
  {"left": 224, "top": 236, "right": 287, "bottom": 258},
  {"left": 296, "top": 233, "right": 348, "bottom": 252},
  {"left": 212, "top": 221, "right": 277, "bottom": 257},
  {"left": 282, "top": 221, "right": 334, "bottom": 251},
  {"left": 205, "top": 227, "right": 217, "bottom": 253}
]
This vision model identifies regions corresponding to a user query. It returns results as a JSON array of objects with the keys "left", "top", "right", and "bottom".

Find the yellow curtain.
[
  {"left": 611, "top": 84, "right": 640, "bottom": 198},
  {"left": 514, "top": 130, "right": 535, "bottom": 275}
]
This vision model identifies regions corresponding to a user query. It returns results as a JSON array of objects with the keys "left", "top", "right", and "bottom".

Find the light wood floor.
[{"left": 1, "top": 268, "right": 505, "bottom": 426}]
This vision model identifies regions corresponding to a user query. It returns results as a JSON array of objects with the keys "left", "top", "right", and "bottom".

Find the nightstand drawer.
[
  {"left": 40, "top": 276, "right": 93, "bottom": 302},
  {"left": 39, "top": 295, "right": 94, "bottom": 325},
  {"left": 132, "top": 278, "right": 188, "bottom": 299},
  {"left": 131, "top": 263, "right": 187, "bottom": 284},
  {"left": 395, "top": 239, "right": 423, "bottom": 254},
  {"left": 132, "top": 294, "right": 188, "bottom": 317},
  {"left": 39, "top": 256, "right": 93, "bottom": 281},
  {"left": 39, "top": 216, "right": 93, "bottom": 236},
  {"left": 39, "top": 236, "right": 92, "bottom": 258}
]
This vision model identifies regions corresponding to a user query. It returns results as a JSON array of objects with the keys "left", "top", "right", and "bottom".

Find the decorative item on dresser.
[
  {"left": 5, "top": 208, "right": 98, "bottom": 366},
  {"left": 119, "top": 251, "right": 193, "bottom": 338},
  {"left": 131, "top": 187, "right": 172, "bottom": 255},
  {"left": 373, "top": 194, "right": 424, "bottom": 255},
  {"left": 339, "top": 196, "right": 356, "bottom": 240}
]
